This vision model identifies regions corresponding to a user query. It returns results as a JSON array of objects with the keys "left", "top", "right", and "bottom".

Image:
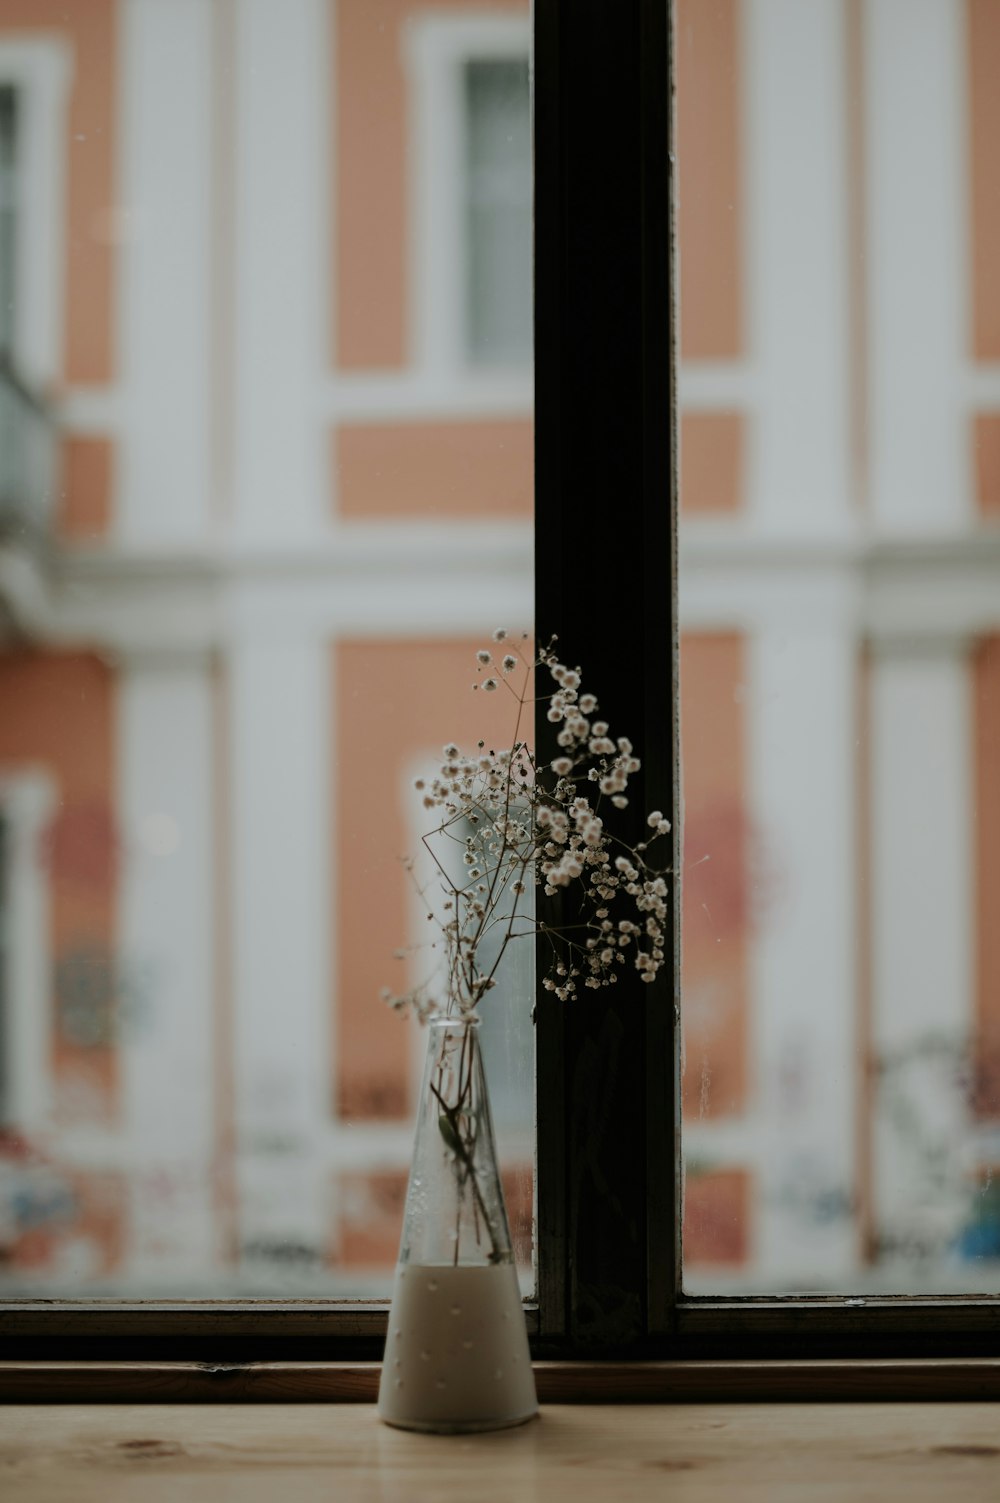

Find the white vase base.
[
  {"left": 377, "top": 1262, "right": 538, "bottom": 1433},
  {"left": 379, "top": 1407, "right": 539, "bottom": 1435}
]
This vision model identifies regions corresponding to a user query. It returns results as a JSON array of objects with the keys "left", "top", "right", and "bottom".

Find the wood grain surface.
[{"left": 3, "top": 1402, "right": 1000, "bottom": 1501}]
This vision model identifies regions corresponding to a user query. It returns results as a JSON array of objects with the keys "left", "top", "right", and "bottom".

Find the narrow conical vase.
[{"left": 377, "top": 1015, "right": 538, "bottom": 1433}]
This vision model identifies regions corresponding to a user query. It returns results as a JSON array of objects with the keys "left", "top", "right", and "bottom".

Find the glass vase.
[{"left": 377, "top": 1015, "right": 538, "bottom": 1432}]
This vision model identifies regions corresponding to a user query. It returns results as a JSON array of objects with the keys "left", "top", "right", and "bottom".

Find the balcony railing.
[{"left": 0, "top": 351, "right": 56, "bottom": 551}]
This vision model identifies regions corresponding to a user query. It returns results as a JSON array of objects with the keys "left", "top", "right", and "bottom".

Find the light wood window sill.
[{"left": 3, "top": 1399, "right": 1000, "bottom": 1501}]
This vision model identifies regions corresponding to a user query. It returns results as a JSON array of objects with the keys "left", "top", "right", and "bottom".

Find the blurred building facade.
[{"left": 0, "top": 0, "right": 997, "bottom": 1294}]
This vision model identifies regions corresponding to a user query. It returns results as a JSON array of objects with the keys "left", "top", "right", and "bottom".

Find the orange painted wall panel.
[
  {"left": 0, "top": 0, "right": 117, "bottom": 383},
  {"left": 968, "top": 0, "right": 1000, "bottom": 360},
  {"left": 334, "top": 638, "right": 529, "bottom": 1121},
  {"left": 973, "top": 414, "right": 1000, "bottom": 518},
  {"left": 680, "top": 632, "right": 748, "bottom": 1121},
  {"left": 680, "top": 411, "right": 744, "bottom": 514},
  {"left": 58, "top": 435, "right": 114, "bottom": 540},
  {"left": 675, "top": 0, "right": 743, "bottom": 359},
  {"left": 685, "top": 1166, "right": 750, "bottom": 1266},
  {"left": 335, "top": 417, "right": 532, "bottom": 518},
  {"left": 0, "top": 651, "right": 117, "bottom": 1123},
  {"left": 333, "top": 0, "right": 528, "bottom": 372}
]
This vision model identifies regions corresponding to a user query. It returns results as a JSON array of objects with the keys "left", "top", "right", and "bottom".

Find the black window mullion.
[{"left": 533, "top": 0, "right": 677, "bottom": 1357}]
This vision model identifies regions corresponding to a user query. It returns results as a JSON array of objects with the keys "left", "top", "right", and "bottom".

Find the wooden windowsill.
[
  {"left": 4, "top": 1358, "right": 1000, "bottom": 1403},
  {"left": 4, "top": 1398, "right": 1000, "bottom": 1500}
]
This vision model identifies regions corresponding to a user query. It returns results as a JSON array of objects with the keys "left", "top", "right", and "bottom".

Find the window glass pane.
[
  {"left": 464, "top": 58, "right": 532, "bottom": 367},
  {"left": 678, "top": 0, "right": 1000, "bottom": 1293},
  {"left": 0, "top": 1, "right": 532, "bottom": 1297}
]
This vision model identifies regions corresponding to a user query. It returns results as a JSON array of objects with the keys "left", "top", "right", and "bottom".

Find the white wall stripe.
[
  {"left": 864, "top": 0, "right": 971, "bottom": 531},
  {"left": 869, "top": 647, "right": 974, "bottom": 1264},
  {"left": 117, "top": 0, "right": 214, "bottom": 545},
  {"left": 747, "top": 626, "right": 858, "bottom": 1284},
  {"left": 229, "top": 638, "right": 331, "bottom": 1263},
  {"left": 119, "top": 653, "right": 217, "bottom": 1280},
  {"left": 231, "top": 0, "right": 327, "bottom": 542},
  {"left": 743, "top": 0, "right": 851, "bottom": 533}
]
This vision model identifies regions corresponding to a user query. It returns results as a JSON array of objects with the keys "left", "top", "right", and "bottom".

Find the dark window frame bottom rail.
[{"left": 4, "top": 1360, "right": 1000, "bottom": 1404}]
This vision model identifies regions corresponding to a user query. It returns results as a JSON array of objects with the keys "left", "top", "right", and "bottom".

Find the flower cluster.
[{"left": 381, "top": 634, "right": 672, "bottom": 1018}]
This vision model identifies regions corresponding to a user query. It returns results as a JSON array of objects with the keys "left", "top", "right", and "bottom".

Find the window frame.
[{"left": 4, "top": 0, "right": 1000, "bottom": 1381}]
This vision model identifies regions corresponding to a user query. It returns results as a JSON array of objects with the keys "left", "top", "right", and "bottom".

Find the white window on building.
[
  {"left": 407, "top": 15, "right": 531, "bottom": 385},
  {"left": 0, "top": 83, "right": 20, "bottom": 515},
  {"left": 463, "top": 57, "right": 531, "bottom": 369},
  {"left": 0, "top": 84, "right": 16, "bottom": 359},
  {"left": 0, "top": 42, "right": 68, "bottom": 539}
]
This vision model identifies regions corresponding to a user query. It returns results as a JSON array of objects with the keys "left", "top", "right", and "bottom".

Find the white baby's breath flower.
[
  {"left": 383, "top": 635, "right": 670, "bottom": 1030},
  {"left": 492, "top": 627, "right": 508, "bottom": 642}
]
